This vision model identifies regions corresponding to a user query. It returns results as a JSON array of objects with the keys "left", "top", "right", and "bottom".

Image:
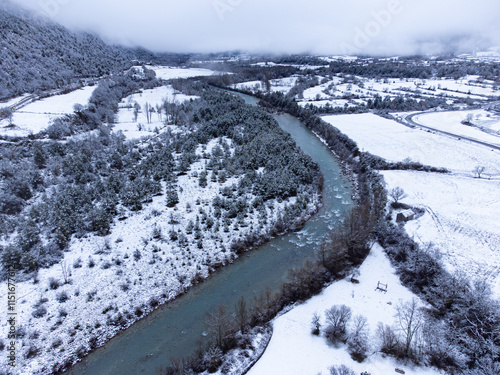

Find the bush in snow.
[
  {"left": 25, "top": 344, "right": 40, "bottom": 359},
  {"left": 32, "top": 305, "right": 47, "bottom": 318},
  {"left": 377, "top": 323, "right": 399, "bottom": 356},
  {"left": 48, "top": 277, "right": 60, "bottom": 290},
  {"left": 203, "top": 345, "right": 223, "bottom": 373},
  {"left": 56, "top": 290, "right": 70, "bottom": 303},
  {"left": 347, "top": 315, "right": 370, "bottom": 362},
  {"left": 311, "top": 312, "right": 321, "bottom": 335},
  {"left": 324, "top": 304, "right": 352, "bottom": 344},
  {"left": 329, "top": 364, "right": 356, "bottom": 375}
]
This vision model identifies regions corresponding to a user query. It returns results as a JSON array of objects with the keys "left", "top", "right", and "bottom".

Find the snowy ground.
[
  {"left": 232, "top": 76, "right": 298, "bottom": 95},
  {"left": 248, "top": 244, "right": 441, "bottom": 375},
  {"left": 322, "top": 113, "right": 500, "bottom": 176},
  {"left": 296, "top": 74, "right": 500, "bottom": 108},
  {"left": 144, "top": 66, "right": 217, "bottom": 80},
  {"left": 412, "top": 110, "right": 500, "bottom": 142},
  {"left": 0, "top": 93, "right": 31, "bottom": 108},
  {"left": 382, "top": 171, "right": 500, "bottom": 299},
  {"left": 322, "top": 113, "right": 500, "bottom": 298},
  {"left": 115, "top": 85, "right": 197, "bottom": 139},
  {"left": 0, "top": 86, "right": 96, "bottom": 137},
  {"left": 0, "top": 137, "right": 319, "bottom": 375}
]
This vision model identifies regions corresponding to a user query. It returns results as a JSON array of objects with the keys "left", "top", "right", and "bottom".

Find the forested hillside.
[{"left": 0, "top": 2, "right": 132, "bottom": 100}]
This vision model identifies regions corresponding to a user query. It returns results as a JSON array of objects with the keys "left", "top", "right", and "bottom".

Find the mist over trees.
[{"left": 0, "top": 4, "right": 135, "bottom": 100}]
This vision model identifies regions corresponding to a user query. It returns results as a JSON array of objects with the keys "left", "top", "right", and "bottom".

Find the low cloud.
[{"left": 11, "top": 0, "right": 500, "bottom": 55}]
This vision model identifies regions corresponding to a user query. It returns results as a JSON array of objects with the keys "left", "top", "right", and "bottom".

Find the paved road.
[{"left": 405, "top": 112, "right": 500, "bottom": 151}]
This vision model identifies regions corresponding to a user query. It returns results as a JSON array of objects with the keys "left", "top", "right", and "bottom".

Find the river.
[{"left": 67, "top": 92, "right": 353, "bottom": 374}]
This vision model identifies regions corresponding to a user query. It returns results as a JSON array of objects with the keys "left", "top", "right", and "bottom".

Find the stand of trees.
[{"left": 0, "top": 87, "right": 321, "bottom": 280}]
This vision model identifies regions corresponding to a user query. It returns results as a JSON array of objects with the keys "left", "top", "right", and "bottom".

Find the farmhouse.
[{"left": 396, "top": 209, "right": 415, "bottom": 223}]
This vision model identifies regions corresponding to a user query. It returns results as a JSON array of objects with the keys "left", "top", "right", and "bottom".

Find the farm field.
[
  {"left": 145, "top": 66, "right": 216, "bottom": 80},
  {"left": 382, "top": 170, "right": 500, "bottom": 299},
  {"left": 115, "top": 85, "right": 197, "bottom": 139},
  {"left": 412, "top": 110, "right": 500, "bottom": 144},
  {"left": 0, "top": 86, "right": 96, "bottom": 137},
  {"left": 323, "top": 113, "right": 500, "bottom": 176}
]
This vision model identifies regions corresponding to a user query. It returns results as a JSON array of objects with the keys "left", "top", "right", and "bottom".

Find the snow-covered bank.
[{"left": 248, "top": 244, "right": 441, "bottom": 375}]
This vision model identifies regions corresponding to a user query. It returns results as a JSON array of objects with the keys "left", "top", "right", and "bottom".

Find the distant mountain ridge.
[{"left": 0, "top": 1, "right": 133, "bottom": 100}]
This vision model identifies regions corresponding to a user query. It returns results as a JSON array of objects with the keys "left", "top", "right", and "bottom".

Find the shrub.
[
  {"left": 32, "top": 305, "right": 47, "bottom": 318},
  {"left": 56, "top": 291, "right": 70, "bottom": 303},
  {"left": 133, "top": 249, "right": 141, "bottom": 261},
  {"left": 76, "top": 344, "right": 87, "bottom": 358},
  {"left": 25, "top": 344, "right": 40, "bottom": 359},
  {"left": 329, "top": 364, "right": 356, "bottom": 375},
  {"left": 87, "top": 290, "right": 97, "bottom": 302},
  {"left": 49, "top": 277, "right": 60, "bottom": 290},
  {"left": 324, "top": 305, "right": 352, "bottom": 344},
  {"left": 52, "top": 338, "right": 63, "bottom": 348},
  {"left": 311, "top": 313, "right": 321, "bottom": 335},
  {"left": 73, "top": 257, "right": 83, "bottom": 268}
]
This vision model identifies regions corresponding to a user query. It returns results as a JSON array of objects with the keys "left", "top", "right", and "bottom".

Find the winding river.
[{"left": 67, "top": 93, "right": 353, "bottom": 374}]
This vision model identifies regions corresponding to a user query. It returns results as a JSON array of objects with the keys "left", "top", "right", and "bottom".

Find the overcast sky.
[{"left": 11, "top": 0, "right": 500, "bottom": 55}]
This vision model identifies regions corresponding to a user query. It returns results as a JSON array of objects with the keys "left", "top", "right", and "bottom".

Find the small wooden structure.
[
  {"left": 376, "top": 281, "right": 388, "bottom": 293},
  {"left": 396, "top": 209, "right": 415, "bottom": 223}
]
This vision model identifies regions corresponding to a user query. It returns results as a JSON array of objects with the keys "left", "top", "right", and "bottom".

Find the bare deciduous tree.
[
  {"left": 377, "top": 322, "right": 398, "bottom": 355},
  {"left": 205, "top": 304, "right": 232, "bottom": 349},
  {"left": 133, "top": 102, "right": 141, "bottom": 122},
  {"left": 234, "top": 296, "right": 248, "bottom": 333},
  {"left": 396, "top": 298, "right": 424, "bottom": 356},
  {"left": 311, "top": 312, "right": 321, "bottom": 335},
  {"left": 325, "top": 304, "right": 352, "bottom": 343},
  {"left": 329, "top": 364, "right": 356, "bottom": 375},
  {"left": 347, "top": 314, "right": 369, "bottom": 361},
  {"left": 389, "top": 187, "right": 407, "bottom": 203},
  {"left": 474, "top": 165, "right": 485, "bottom": 178}
]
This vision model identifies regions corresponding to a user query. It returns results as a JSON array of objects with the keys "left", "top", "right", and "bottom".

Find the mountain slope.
[{"left": 0, "top": 2, "right": 132, "bottom": 100}]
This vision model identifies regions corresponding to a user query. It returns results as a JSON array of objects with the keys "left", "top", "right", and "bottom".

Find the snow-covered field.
[
  {"left": 0, "top": 138, "right": 319, "bottom": 375},
  {"left": 295, "top": 74, "right": 500, "bottom": 108},
  {"left": 115, "top": 85, "right": 197, "bottom": 139},
  {"left": 0, "top": 93, "right": 31, "bottom": 108},
  {"left": 144, "top": 66, "right": 217, "bottom": 80},
  {"left": 323, "top": 113, "right": 500, "bottom": 176},
  {"left": 322, "top": 112, "right": 500, "bottom": 298},
  {"left": 413, "top": 111, "right": 500, "bottom": 144},
  {"left": 232, "top": 76, "right": 298, "bottom": 95},
  {"left": 0, "top": 86, "right": 96, "bottom": 137},
  {"left": 248, "top": 244, "right": 440, "bottom": 375},
  {"left": 382, "top": 171, "right": 500, "bottom": 299}
]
